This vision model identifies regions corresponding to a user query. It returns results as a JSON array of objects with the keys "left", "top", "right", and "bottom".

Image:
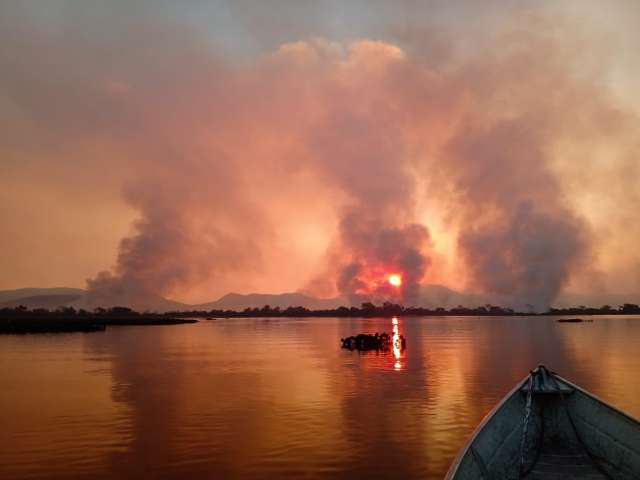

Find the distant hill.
[
  {"left": 0, "top": 294, "right": 84, "bottom": 309},
  {"left": 198, "top": 292, "right": 344, "bottom": 311},
  {"left": 0, "top": 285, "right": 523, "bottom": 312},
  {"left": 553, "top": 291, "right": 639, "bottom": 309},
  {"left": 79, "top": 292, "right": 189, "bottom": 313},
  {"left": 113, "top": 294, "right": 189, "bottom": 313},
  {"left": 2, "top": 285, "right": 636, "bottom": 313},
  {"left": 415, "top": 284, "right": 480, "bottom": 308},
  {"left": 199, "top": 285, "right": 496, "bottom": 311},
  {"left": 0, "top": 287, "right": 187, "bottom": 312},
  {"left": 0, "top": 287, "right": 86, "bottom": 304}
]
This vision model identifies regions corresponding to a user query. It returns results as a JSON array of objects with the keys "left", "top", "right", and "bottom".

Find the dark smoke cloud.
[
  {"left": 428, "top": 21, "right": 622, "bottom": 310},
  {"left": 443, "top": 114, "right": 590, "bottom": 309},
  {"left": 335, "top": 213, "right": 431, "bottom": 304},
  {"left": 458, "top": 202, "right": 586, "bottom": 310}
]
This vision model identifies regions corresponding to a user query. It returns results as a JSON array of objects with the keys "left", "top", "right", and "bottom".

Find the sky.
[{"left": 1, "top": 0, "right": 639, "bottom": 308}]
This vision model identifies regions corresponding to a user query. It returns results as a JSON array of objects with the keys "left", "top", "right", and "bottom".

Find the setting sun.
[{"left": 388, "top": 274, "right": 402, "bottom": 287}]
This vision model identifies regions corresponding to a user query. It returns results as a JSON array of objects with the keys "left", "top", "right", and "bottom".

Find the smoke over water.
[
  {"left": 448, "top": 119, "right": 589, "bottom": 310},
  {"left": 3, "top": 3, "right": 640, "bottom": 310},
  {"left": 80, "top": 30, "right": 622, "bottom": 310}
]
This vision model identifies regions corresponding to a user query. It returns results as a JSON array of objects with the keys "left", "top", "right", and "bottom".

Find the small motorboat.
[{"left": 446, "top": 365, "right": 640, "bottom": 479}]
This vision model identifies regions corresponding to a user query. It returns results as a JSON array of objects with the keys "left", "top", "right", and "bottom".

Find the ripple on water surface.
[{"left": 1, "top": 316, "right": 639, "bottom": 479}]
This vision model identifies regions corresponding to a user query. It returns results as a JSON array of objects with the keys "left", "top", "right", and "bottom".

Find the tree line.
[{"left": 2, "top": 302, "right": 640, "bottom": 319}]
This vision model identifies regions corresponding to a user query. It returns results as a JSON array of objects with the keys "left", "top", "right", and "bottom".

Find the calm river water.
[{"left": 1, "top": 316, "right": 639, "bottom": 479}]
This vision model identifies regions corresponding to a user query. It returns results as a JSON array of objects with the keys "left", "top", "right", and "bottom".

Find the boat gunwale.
[
  {"left": 444, "top": 372, "right": 532, "bottom": 479},
  {"left": 552, "top": 372, "right": 640, "bottom": 425},
  {"left": 445, "top": 368, "right": 640, "bottom": 479}
]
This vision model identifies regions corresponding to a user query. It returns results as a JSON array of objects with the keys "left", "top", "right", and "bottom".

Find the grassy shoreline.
[{"left": 0, "top": 316, "right": 198, "bottom": 334}]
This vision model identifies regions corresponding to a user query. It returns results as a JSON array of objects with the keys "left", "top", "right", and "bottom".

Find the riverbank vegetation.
[
  {"left": 2, "top": 302, "right": 639, "bottom": 333},
  {"left": 171, "top": 302, "right": 640, "bottom": 318},
  {"left": 0, "top": 306, "right": 197, "bottom": 333}
]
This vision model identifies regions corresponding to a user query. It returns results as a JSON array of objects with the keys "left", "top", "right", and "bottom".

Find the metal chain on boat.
[{"left": 517, "top": 372, "right": 534, "bottom": 479}]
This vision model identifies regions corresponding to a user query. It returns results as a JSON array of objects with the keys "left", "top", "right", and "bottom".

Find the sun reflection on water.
[{"left": 392, "top": 316, "right": 402, "bottom": 370}]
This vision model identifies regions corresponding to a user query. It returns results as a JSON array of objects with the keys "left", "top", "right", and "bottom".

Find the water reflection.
[
  {"left": 392, "top": 316, "right": 402, "bottom": 371},
  {"left": 1, "top": 316, "right": 639, "bottom": 479}
]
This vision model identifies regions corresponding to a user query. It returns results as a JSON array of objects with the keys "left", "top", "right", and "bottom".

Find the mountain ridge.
[
  {"left": 0, "top": 286, "right": 637, "bottom": 313},
  {"left": 0, "top": 287, "right": 86, "bottom": 304}
]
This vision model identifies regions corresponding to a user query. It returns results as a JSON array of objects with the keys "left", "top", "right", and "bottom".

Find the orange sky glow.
[{"left": 1, "top": 1, "right": 639, "bottom": 308}]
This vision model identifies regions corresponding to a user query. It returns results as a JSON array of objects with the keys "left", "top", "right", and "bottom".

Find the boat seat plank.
[{"left": 525, "top": 440, "right": 607, "bottom": 480}]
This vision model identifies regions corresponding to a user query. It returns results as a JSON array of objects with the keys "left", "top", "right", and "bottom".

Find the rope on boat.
[{"left": 517, "top": 371, "right": 534, "bottom": 479}]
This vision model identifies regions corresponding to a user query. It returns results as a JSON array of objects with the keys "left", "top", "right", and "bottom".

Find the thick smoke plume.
[
  {"left": 334, "top": 214, "right": 431, "bottom": 305},
  {"left": 3, "top": 3, "right": 640, "bottom": 310}
]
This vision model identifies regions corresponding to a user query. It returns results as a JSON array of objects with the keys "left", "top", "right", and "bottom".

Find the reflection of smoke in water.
[{"left": 392, "top": 317, "right": 401, "bottom": 371}]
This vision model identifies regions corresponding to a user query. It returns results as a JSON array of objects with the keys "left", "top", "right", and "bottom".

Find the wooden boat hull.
[{"left": 446, "top": 365, "right": 640, "bottom": 479}]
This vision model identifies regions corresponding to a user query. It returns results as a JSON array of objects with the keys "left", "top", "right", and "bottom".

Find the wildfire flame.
[
  {"left": 388, "top": 274, "right": 402, "bottom": 287},
  {"left": 346, "top": 267, "right": 406, "bottom": 300}
]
